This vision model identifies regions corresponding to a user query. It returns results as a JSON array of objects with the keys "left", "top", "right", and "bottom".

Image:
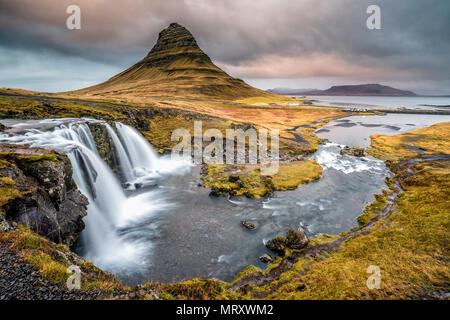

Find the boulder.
[
  {"left": 259, "top": 253, "right": 272, "bottom": 263},
  {"left": 340, "top": 146, "right": 365, "bottom": 157},
  {"left": 0, "top": 144, "right": 88, "bottom": 245},
  {"left": 265, "top": 235, "right": 287, "bottom": 255},
  {"left": 286, "top": 227, "right": 309, "bottom": 249},
  {"left": 241, "top": 220, "right": 256, "bottom": 230},
  {"left": 266, "top": 227, "right": 309, "bottom": 255}
]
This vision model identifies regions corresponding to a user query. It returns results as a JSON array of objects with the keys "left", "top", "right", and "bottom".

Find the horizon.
[{"left": 0, "top": 0, "right": 449, "bottom": 95}]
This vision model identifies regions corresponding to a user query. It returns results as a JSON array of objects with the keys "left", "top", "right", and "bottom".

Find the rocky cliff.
[{"left": 0, "top": 144, "right": 88, "bottom": 245}]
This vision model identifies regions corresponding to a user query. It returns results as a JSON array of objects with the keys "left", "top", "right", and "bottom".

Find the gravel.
[{"left": 0, "top": 243, "right": 103, "bottom": 300}]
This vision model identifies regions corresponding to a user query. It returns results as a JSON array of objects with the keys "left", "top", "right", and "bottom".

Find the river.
[{"left": 0, "top": 113, "right": 448, "bottom": 285}]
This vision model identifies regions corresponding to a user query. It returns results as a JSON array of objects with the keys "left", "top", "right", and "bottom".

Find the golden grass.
[
  {"left": 368, "top": 122, "right": 450, "bottom": 161},
  {"left": 227, "top": 123, "right": 450, "bottom": 300},
  {"left": 0, "top": 228, "right": 123, "bottom": 291},
  {"left": 271, "top": 160, "right": 323, "bottom": 191}
]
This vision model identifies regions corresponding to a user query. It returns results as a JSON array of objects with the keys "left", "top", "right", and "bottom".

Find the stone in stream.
[
  {"left": 266, "top": 227, "right": 309, "bottom": 255},
  {"left": 259, "top": 253, "right": 273, "bottom": 263},
  {"left": 265, "top": 235, "right": 287, "bottom": 255},
  {"left": 286, "top": 227, "right": 309, "bottom": 249},
  {"left": 241, "top": 220, "right": 256, "bottom": 230},
  {"left": 340, "top": 146, "right": 365, "bottom": 157}
]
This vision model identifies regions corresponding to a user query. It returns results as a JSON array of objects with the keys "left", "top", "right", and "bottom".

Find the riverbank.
[
  {"left": 0, "top": 92, "right": 448, "bottom": 299},
  {"left": 224, "top": 122, "right": 450, "bottom": 299}
]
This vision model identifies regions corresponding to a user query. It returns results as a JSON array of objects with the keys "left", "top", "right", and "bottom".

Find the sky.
[{"left": 0, "top": 0, "right": 449, "bottom": 95}]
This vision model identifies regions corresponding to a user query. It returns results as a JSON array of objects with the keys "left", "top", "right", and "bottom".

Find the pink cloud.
[{"left": 216, "top": 53, "right": 394, "bottom": 79}]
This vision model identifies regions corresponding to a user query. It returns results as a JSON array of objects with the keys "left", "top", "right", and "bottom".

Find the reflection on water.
[
  {"left": 316, "top": 114, "right": 450, "bottom": 147},
  {"left": 301, "top": 95, "right": 450, "bottom": 111}
]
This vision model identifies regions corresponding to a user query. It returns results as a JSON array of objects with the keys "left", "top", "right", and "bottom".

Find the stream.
[{"left": 0, "top": 113, "right": 448, "bottom": 285}]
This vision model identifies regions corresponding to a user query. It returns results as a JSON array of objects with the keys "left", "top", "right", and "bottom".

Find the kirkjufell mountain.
[{"left": 78, "top": 23, "right": 275, "bottom": 100}]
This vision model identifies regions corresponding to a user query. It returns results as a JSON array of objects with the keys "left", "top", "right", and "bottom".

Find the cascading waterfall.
[
  {"left": 104, "top": 123, "right": 134, "bottom": 183},
  {"left": 0, "top": 118, "right": 191, "bottom": 273}
]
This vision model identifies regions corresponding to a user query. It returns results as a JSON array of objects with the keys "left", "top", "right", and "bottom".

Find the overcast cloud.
[{"left": 0, "top": 0, "right": 449, "bottom": 94}]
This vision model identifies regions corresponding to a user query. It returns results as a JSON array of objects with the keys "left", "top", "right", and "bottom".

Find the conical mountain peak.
[
  {"left": 79, "top": 23, "right": 275, "bottom": 100},
  {"left": 147, "top": 23, "right": 200, "bottom": 54}
]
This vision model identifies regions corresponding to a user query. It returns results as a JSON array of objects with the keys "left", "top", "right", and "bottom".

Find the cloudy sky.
[{"left": 0, "top": 0, "right": 449, "bottom": 94}]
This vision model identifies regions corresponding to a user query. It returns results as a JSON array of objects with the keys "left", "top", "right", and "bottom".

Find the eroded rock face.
[{"left": 0, "top": 144, "right": 88, "bottom": 245}]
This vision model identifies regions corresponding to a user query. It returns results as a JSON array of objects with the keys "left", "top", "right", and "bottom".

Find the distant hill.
[
  {"left": 300, "top": 84, "right": 417, "bottom": 96},
  {"left": 76, "top": 23, "right": 276, "bottom": 100}
]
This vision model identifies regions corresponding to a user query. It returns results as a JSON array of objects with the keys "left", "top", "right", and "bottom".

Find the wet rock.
[
  {"left": 209, "top": 187, "right": 221, "bottom": 197},
  {"left": 259, "top": 253, "right": 272, "bottom": 263},
  {"left": 266, "top": 227, "right": 309, "bottom": 255},
  {"left": 340, "top": 146, "right": 365, "bottom": 157},
  {"left": 265, "top": 235, "right": 287, "bottom": 255},
  {"left": 286, "top": 227, "right": 309, "bottom": 249},
  {"left": 241, "top": 220, "right": 256, "bottom": 230},
  {"left": 0, "top": 144, "right": 88, "bottom": 245}
]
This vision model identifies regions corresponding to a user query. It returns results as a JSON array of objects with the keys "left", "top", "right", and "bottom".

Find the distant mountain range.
[{"left": 269, "top": 84, "right": 418, "bottom": 96}]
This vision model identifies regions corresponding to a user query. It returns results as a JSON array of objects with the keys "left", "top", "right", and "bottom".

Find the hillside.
[
  {"left": 296, "top": 84, "right": 417, "bottom": 96},
  {"left": 76, "top": 23, "right": 276, "bottom": 101}
]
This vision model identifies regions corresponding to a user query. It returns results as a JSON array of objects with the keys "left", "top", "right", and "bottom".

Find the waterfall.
[
  {"left": 115, "top": 122, "right": 158, "bottom": 178},
  {"left": 104, "top": 123, "right": 134, "bottom": 183},
  {"left": 0, "top": 118, "right": 190, "bottom": 272}
]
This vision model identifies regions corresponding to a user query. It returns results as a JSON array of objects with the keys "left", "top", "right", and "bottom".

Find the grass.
[
  {"left": 225, "top": 123, "right": 450, "bottom": 300},
  {"left": 202, "top": 160, "right": 322, "bottom": 198},
  {"left": 368, "top": 122, "right": 450, "bottom": 161},
  {"left": 271, "top": 160, "right": 323, "bottom": 190},
  {"left": 231, "top": 160, "right": 449, "bottom": 300},
  {"left": 144, "top": 279, "right": 239, "bottom": 300},
  {"left": 0, "top": 228, "right": 123, "bottom": 291}
]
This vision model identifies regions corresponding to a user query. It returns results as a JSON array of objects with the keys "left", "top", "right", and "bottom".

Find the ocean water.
[{"left": 296, "top": 95, "right": 450, "bottom": 111}]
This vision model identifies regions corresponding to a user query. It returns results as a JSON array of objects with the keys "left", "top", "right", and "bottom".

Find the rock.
[
  {"left": 259, "top": 253, "right": 272, "bottom": 263},
  {"left": 265, "top": 235, "right": 287, "bottom": 255},
  {"left": 340, "top": 146, "right": 365, "bottom": 157},
  {"left": 241, "top": 220, "right": 256, "bottom": 230},
  {"left": 0, "top": 215, "right": 14, "bottom": 232},
  {"left": 286, "top": 227, "right": 309, "bottom": 249},
  {"left": 0, "top": 144, "right": 88, "bottom": 245},
  {"left": 296, "top": 283, "right": 306, "bottom": 291},
  {"left": 266, "top": 227, "right": 309, "bottom": 255},
  {"left": 209, "top": 187, "right": 221, "bottom": 197}
]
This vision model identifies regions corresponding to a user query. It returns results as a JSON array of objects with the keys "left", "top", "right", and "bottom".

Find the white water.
[
  {"left": 0, "top": 118, "right": 191, "bottom": 273},
  {"left": 313, "top": 142, "right": 385, "bottom": 174}
]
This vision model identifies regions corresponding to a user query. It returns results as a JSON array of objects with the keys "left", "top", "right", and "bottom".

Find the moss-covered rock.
[{"left": 0, "top": 144, "right": 88, "bottom": 245}]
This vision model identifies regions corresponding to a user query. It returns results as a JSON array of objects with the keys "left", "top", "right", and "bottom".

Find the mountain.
[
  {"left": 77, "top": 23, "right": 275, "bottom": 100},
  {"left": 301, "top": 84, "right": 417, "bottom": 96}
]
